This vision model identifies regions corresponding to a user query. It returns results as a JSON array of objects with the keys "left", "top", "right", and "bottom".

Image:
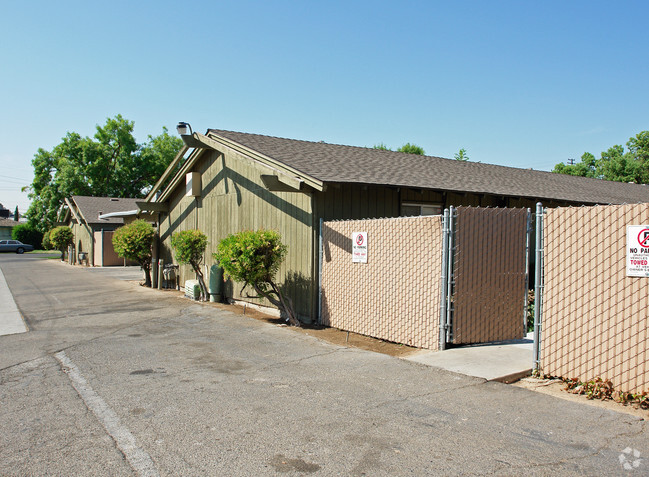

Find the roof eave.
[{"left": 205, "top": 131, "right": 325, "bottom": 192}]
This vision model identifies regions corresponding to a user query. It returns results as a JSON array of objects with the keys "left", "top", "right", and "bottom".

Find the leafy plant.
[
  {"left": 49, "top": 226, "right": 74, "bottom": 260},
  {"left": 23, "top": 116, "right": 183, "bottom": 232},
  {"left": 563, "top": 376, "right": 648, "bottom": 409},
  {"left": 42, "top": 229, "right": 52, "bottom": 250},
  {"left": 397, "top": 143, "right": 425, "bottom": 155},
  {"left": 214, "top": 229, "right": 300, "bottom": 326},
  {"left": 527, "top": 290, "right": 535, "bottom": 333},
  {"left": 454, "top": 148, "right": 470, "bottom": 161},
  {"left": 171, "top": 229, "right": 208, "bottom": 300},
  {"left": 112, "top": 220, "right": 155, "bottom": 286},
  {"left": 12, "top": 223, "right": 43, "bottom": 248}
]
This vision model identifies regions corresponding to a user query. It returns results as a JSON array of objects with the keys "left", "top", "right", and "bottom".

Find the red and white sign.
[
  {"left": 352, "top": 232, "right": 367, "bottom": 263},
  {"left": 627, "top": 225, "right": 649, "bottom": 277}
]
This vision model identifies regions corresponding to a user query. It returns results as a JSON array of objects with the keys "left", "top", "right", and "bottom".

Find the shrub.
[
  {"left": 112, "top": 220, "right": 155, "bottom": 286},
  {"left": 42, "top": 229, "right": 53, "bottom": 250},
  {"left": 214, "top": 229, "right": 300, "bottom": 326},
  {"left": 171, "top": 229, "right": 208, "bottom": 300},
  {"left": 12, "top": 223, "right": 43, "bottom": 249},
  {"left": 49, "top": 226, "right": 74, "bottom": 260}
]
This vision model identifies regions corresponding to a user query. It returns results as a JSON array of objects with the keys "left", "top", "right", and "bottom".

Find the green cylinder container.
[{"left": 209, "top": 264, "right": 224, "bottom": 302}]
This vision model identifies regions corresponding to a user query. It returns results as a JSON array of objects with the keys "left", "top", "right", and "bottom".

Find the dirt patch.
[
  {"left": 514, "top": 377, "right": 648, "bottom": 419},
  {"left": 211, "top": 299, "right": 420, "bottom": 358}
]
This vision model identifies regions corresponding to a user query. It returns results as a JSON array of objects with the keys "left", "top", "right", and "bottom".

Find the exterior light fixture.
[
  {"left": 176, "top": 121, "right": 203, "bottom": 148},
  {"left": 176, "top": 121, "right": 193, "bottom": 136}
]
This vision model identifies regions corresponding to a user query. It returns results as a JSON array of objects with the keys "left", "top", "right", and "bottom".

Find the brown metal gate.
[{"left": 450, "top": 207, "right": 528, "bottom": 344}]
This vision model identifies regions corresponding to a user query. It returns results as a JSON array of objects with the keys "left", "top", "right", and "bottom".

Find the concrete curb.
[{"left": 0, "top": 267, "right": 28, "bottom": 336}]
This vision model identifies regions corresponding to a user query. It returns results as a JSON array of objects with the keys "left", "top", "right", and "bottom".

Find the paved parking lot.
[{"left": 1, "top": 254, "right": 647, "bottom": 476}]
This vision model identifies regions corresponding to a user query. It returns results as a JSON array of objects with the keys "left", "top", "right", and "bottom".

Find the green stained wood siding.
[
  {"left": 159, "top": 148, "right": 315, "bottom": 321},
  {"left": 314, "top": 184, "right": 400, "bottom": 222}
]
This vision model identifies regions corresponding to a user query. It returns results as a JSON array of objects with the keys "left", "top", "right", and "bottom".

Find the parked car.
[{"left": 0, "top": 240, "right": 34, "bottom": 254}]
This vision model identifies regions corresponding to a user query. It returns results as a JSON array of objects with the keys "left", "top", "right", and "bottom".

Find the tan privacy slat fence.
[
  {"left": 453, "top": 207, "right": 528, "bottom": 344},
  {"left": 542, "top": 204, "right": 649, "bottom": 394},
  {"left": 321, "top": 216, "right": 443, "bottom": 350}
]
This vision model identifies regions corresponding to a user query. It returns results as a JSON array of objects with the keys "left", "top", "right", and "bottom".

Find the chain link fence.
[
  {"left": 321, "top": 216, "right": 443, "bottom": 350},
  {"left": 541, "top": 203, "right": 649, "bottom": 394}
]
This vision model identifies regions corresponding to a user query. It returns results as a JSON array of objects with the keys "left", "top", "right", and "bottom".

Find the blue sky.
[{"left": 1, "top": 1, "right": 648, "bottom": 213}]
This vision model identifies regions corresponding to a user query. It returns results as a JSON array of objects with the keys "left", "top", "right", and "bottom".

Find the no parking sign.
[
  {"left": 626, "top": 225, "right": 649, "bottom": 276},
  {"left": 352, "top": 232, "right": 367, "bottom": 263}
]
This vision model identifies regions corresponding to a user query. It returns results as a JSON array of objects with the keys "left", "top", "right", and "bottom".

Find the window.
[{"left": 401, "top": 202, "right": 442, "bottom": 217}]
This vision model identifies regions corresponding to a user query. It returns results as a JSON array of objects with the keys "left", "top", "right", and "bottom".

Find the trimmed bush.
[
  {"left": 49, "top": 226, "right": 74, "bottom": 260},
  {"left": 171, "top": 229, "right": 208, "bottom": 300},
  {"left": 214, "top": 229, "right": 299, "bottom": 326},
  {"left": 112, "top": 220, "right": 155, "bottom": 286}
]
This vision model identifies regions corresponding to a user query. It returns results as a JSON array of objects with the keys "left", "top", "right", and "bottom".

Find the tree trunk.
[
  {"left": 253, "top": 282, "right": 301, "bottom": 327},
  {"left": 142, "top": 263, "right": 152, "bottom": 287},
  {"left": 191, "top": 261, "right": 208, "bottom": 301}
]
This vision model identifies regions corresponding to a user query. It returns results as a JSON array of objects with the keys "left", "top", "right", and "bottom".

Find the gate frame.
[{"left": 533, "top": 202, "right": 544, "bottom": 372}]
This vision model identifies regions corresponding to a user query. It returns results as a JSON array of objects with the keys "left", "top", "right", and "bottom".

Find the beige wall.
[
  {"left": 542, "top": 204, "right": 649, "bottom": 394},
  {"left": 321, "top": 216, "right": 443, "bottom": 350}
]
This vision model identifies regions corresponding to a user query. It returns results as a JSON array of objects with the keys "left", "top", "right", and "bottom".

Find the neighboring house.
[
  {"left": 60, "top": 196, "right": 140, "bottom": 266},
  {"left": 0, "top": 203, "right": 10, "bottom": 219},
  {"left": 0, "top": 218, "right": 17, "bottom": 241},
  {"left": 140, "top": 129, "right": 649, "bottom": 322}
]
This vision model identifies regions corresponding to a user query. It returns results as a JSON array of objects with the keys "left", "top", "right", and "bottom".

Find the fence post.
[
  {"left": 524, "top": 208, "right": 532, "bottom": 333},
  {"left": 318, "top": 218, "right": 324, "bottom": 325},
  {"left": 439, "top": 209, "right": 450, "bottom": 350},
  {"left": 445, "top": 206, "right": 455, "bottom": 344},
  {"left": 533, "top": 203, "right": 544, "bottom": 373}
]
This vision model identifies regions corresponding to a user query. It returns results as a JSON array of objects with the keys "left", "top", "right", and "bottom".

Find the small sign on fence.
[
  {"left": 352, "top": 232, "right": 368, "bottom": 263},
  {"left": 626, "top": 225, "right": 649, "bottom": 277}
]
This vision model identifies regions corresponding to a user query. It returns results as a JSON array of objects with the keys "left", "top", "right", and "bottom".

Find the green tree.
[
  {"left": 13, "top": 206, "right": 19, "bottom": 221},
  {"left": 553, "top": 131, "right": 649, "bottom": 183},
  {"left": 214, "top": 229, "right": 300, "bottom": 327},
  {"left": 42, "top": 229, "right": 53, "bottom": 250},
  {"left": 24, "top": 116, "right": 183, "bottom": 232},
  {"left": 11, "top": 223, "right": 43, "bottom": 248},
  {"left": 373, "top": 143, "right": 391, "bottom": 151},
  {"left": 171, "top": 229, "right": 209, "bottom": 300},
  {"left": 397, "top": 143, "right": 425, "bottom": 155},
  {"left": 112, "top": 220, "right": 156, "bottom": 287},
  {"left": 49, "top": 226, "right": 74, "bottom": 260},
  {"left": 454, "top": 148, "right": 470, "bottom": 161}
]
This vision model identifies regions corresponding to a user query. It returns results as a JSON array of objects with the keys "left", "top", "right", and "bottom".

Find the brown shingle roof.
[
  {"left": 0, "top": 218, "right": 18, "bottom": 228},
  {"left": 208, "top": 129, "right": 649, "bottom": 205},
  {"left": 70, "top": 196, "right": 139, "bottom": 225}
]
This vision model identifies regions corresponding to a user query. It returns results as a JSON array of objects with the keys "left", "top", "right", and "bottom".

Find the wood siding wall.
[
  {"left": 159, "top": 149, "right": 316, "bottom": 320},
  {"left": 70, "top": 221, "right": 92, "bottom": 263}
]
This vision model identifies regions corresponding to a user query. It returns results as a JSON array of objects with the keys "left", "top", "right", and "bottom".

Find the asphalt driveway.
[{"left": 0, "top": 254, "right": 646, "bottom": 476}]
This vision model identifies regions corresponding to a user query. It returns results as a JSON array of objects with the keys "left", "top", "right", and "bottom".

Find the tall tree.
[
  {"left": 397, "top": 143, "right": 425, "bottom": 155},
  {"left": 553, "top": 131, "right": 649, "bottom": 183},
  {"left": 24, "top": 115, "right": 183, "bottom": 231},
  {"left": 372, "top": 143, "right": 426, "bottom": 155}
]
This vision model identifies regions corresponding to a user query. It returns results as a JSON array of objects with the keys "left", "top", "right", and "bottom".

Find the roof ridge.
[
  {"left": 208, "top": 128, "right": 649, "bottom": 190},
  {"left": 208, "top": 128, "right": 453, "bottom": 161}
]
